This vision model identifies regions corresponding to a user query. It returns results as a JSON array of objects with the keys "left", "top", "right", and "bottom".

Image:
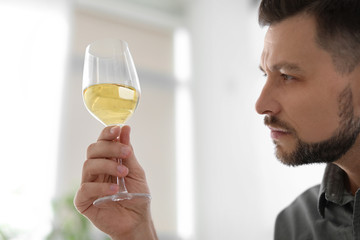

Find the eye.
[{"left": 281, "top": 74, "right": 295, "bottom": 81}]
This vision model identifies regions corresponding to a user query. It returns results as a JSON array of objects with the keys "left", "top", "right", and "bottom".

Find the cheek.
[
  {"left": 351, "top": 86, "right": 360, "bottom": 116},
  {"left": 285, "top": 96, "right": 340, "bottom": 143},
  {"left": 349, "top": 68, "right": 360, "bottom": 115}
]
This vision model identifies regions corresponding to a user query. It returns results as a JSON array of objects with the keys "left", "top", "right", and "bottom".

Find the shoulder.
[{"left": 275, "top": 185, "right": 321, "bottom": 240}]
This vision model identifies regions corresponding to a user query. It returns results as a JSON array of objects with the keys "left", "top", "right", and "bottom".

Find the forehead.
[{"left": 261, "top": 14, "right": 320, "bottom": 70}]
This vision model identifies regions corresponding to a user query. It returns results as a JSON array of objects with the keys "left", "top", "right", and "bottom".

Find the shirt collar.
[{"left": 318, "top": 163, "right": 353, "bottom": 218}]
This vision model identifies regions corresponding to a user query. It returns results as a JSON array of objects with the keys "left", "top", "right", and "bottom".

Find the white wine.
[{"left": 83, "top": 83, "right": 139, "bottom": 126}]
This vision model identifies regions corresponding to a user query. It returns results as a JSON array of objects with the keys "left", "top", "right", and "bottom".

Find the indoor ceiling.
[
  {"left": 76, "top": 0, "right": 187, "bottom": 29},
  {"left": 126, "top": 0, "right": 187, "bottom": 15}
]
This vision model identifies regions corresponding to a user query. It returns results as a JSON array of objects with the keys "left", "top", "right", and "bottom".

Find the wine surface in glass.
[{"left": 83, "top": 83, "right": 139, "bottom": 126}]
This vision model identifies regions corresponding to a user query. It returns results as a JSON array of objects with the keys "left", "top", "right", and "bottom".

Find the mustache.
[{"left": 264, "top": 116, "right": 295, "bottom": 133}]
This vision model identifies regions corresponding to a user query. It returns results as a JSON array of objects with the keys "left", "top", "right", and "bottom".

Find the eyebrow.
[
  {"left": 259, "top": 62, "right": 304, "bottom": 74},
  {"left": 259, "top": 65, "right": 265, "bottom": 73}
]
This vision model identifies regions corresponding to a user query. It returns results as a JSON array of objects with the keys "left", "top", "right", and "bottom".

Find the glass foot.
[{"left": 93, "top": 192, "right": 151, "bottom": 207}]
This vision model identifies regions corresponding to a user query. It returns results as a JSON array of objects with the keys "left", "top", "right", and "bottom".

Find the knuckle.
[
  {"left": 87, "top": 143, "right": 97, "bottom": 156},
  {"left": 99, "top": 127, "right": 108, "bottom": 137},
  {"left": 99, "top": 126, "right": 112, "bottom": 140},
  {"left": 81, "top": 159, "right": 93, "bottom": 181},
  {"left": 79, "top": 182, "right": 87, "bottom": 192},
  {"left": 138, "top": 167, "right": 146, "bottom": 176},
  {"left": 77, "top": 183, "right": 88, "bottom": 197},
  {"left": 83, "top": 158, "right": 92, "bottom": 169}
]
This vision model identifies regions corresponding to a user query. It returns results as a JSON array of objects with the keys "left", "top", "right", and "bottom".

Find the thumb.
[
  {"left": 120, "top": 125, "right": 131, "bottom": 145},
  {"left": 119, "top": 126, "right": 146, "bottom": 179}
]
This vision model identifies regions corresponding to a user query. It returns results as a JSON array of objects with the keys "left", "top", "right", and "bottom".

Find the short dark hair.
[{"left": 258, "top": 0, "right": 360, "bottom": 74}]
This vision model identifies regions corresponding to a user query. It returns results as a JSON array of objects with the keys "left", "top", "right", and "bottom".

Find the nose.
[{"left": 255, "top": 79, "right": 281, "bottom": 116}]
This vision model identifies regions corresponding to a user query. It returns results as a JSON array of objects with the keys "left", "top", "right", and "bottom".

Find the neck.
[{"left": 334, "top": 136, "right": 360, "bottom": 195}]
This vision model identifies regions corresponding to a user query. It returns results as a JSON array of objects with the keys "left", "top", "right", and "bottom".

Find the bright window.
[{"left": 0, "top": 2, "right": 69, "bottom": 239}]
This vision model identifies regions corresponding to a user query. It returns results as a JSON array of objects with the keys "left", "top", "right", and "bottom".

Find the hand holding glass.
[{"left": 82, "top": 39, "right": 150, "bottom": 207}]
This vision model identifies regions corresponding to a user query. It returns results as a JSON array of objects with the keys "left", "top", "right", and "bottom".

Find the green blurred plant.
[
  {"left": 0, "top": 225, "right": 18, "bottom": 240},
  {"left": 0, "top": 229, "right": 9, "bottom": 240},
  {"left": 46, "top": 192, "right": 109, "bottom": 240}
]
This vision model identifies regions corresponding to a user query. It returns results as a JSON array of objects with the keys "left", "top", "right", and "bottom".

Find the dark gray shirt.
[{"left": 275, "top": 163, "right": 360, "bottom": 240}]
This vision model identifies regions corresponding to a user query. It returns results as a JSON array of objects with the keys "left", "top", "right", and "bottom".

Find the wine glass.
[{"left": 82, "top": 38, "right": 150, "bottom": 207}]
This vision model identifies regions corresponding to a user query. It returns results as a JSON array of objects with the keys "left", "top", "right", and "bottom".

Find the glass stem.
[{"left": 117, "top": 158, "right": 128, "bottom": 193}]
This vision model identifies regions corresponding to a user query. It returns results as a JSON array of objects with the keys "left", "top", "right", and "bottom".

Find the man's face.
[{"left": 256, "top": 14, "right": 360, "bottom": 166}]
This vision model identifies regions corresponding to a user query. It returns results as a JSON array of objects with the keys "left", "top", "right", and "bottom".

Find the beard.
[{"left": 264, "top": 86, "right": 360, "bottom": 166}]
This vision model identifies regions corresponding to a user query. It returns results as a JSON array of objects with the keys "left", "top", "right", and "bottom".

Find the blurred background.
[{"left": 0, "top": 0, "right": 325, "bottom": 239}]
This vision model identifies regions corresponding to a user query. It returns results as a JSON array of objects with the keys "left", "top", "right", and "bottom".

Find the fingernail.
[
  {"left": 110, "top": 184, "right": 119, "bottom": 192},
  {"left": 110, "top": 126, "right": 118, "bottom": 134},
  {"left": 117, "top": 165, "right": 127, "bottom": 175}
]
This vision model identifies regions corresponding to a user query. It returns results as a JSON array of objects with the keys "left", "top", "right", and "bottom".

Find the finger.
[
  {"left": 118, "top": 126, "right": 139, "bottom": 168},
  {"left": 120, "top": 125, "right": 131, "bottom": 145},
  {"left": 87, "top": 141, "right": 132, "bottom": 159},
  {"left": 74, "top": 182, "right": 119, "bottom": 212},
  {"left": 97, "top": 126, "right": 121, "bottom": 142},
  {"left": 117, "top": 126, "right": 146, "bottom": 178},
  {"left": 82, "top": 158, "right": 129, "bottom": 183}
]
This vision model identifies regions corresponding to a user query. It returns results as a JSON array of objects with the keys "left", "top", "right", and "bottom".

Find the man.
[
  {"left": 257, "top": 0, "right": 360, "bottom": 239},
  {"left": 74, "top": 0, "right": 360, "bottom": 239}
]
